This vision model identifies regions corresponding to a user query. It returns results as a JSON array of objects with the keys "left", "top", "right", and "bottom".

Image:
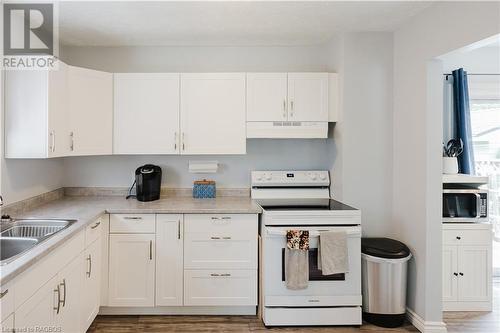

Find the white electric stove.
[{"left": 251, "top": 170, "right": 362, "bottom": 327}]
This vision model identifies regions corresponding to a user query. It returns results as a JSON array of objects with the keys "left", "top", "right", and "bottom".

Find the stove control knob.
[
  {"left": 309, "top": 173, "right": 317, "bottom": 180},
  {"left": 265, "top": 173, "right": 272, "bottom": 180},
  {"left": 319, "top": 173, "right": 327, "bottom": 180},
  {"left": 256, "top": 174, "right": 262, "bottom": 181}
]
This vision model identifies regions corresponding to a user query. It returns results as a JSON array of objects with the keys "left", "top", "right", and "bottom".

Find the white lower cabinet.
[
  {"left": 15, "top": 254, "right": 82, "bottom": 333},
  {"left": 81, "top": 239, "right": 102, "bottom": 331},
  {"left": 184, "top": 269, "right": 257, "bottom": 306},
  {"left": 156, "top": 214, "right": 183, "bottom": 306},
  {"left": 15, "top": 275, "right": 59, "bottom": 332},
  {"left": 58, "top": 255, "right": 84, "bottom": 333},
  {"left": 108, "top": 234, "right": 155, "bottom": 307},
  {"left": 442, "top": 224, "right": 492, "bottom": 311}
]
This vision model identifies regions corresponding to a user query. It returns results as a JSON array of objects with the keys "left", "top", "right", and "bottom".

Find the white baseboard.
[
  {"left": 407, "top": 308, "right": 447, "bottom": 333},
  {"left": 99, "top": 306, "right": 257, "bottom": 316}
]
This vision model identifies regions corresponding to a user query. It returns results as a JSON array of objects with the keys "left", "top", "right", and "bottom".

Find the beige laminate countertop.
[{"left": 0, "top": 196, "right": 261, "bottom": 284}]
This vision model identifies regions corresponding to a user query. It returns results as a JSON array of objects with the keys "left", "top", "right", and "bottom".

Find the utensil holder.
[{"left": 443, "top": 157, "right": 459, "bottom": 174}]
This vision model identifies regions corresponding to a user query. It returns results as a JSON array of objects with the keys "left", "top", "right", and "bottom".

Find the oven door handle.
[{"left": 266, "top": 227, "right": 361, "bottom": 237}]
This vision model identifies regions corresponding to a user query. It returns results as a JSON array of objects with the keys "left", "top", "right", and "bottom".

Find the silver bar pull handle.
[
  {"left": 0, "top": 289, "right": 8, "bottom": 299},
  {"left": 54, "top": 285, "right": 61, "bottom": 314},
  {"left": 182, "top": 133, "right": 185, "bottom": 151},
  {"left": 123, "top": 216, "right": 142, "bottom": 220},
  {"left": 220, "top": 273, "right": 231, "bottom": 277},
  {"left": 149, "top": 240, "right": 153, "bottom": 260},
  {"left": 91, "top": 221, "right": 101, "bottom": 229},
  {"left": 60, "top": 279, "right": 66, "bottom": 307},
  {"left": 210, "top": 236, "right": 221, "bottom": 240},
  {"left": 174, "top": 132, "right": 177, "bottom": 150},
  {"left": 86, "top": 254, "right": 92, "bottom": 278},
  {"left": 70, "top": 132, "right": 74, "bottom": 151},
  {"left": 178, "top": 220, "right": 181, "bottom": 240},
  {"left": 283, "top": 99, "right": 287, "bottom": 118}
]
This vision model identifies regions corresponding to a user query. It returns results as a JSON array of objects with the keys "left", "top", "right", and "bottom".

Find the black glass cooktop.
[{"left": 261, "top": 199, "right": 358, "bottom": 211}]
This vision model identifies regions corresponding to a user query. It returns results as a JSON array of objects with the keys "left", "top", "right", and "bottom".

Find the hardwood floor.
[
  {"left": 87, "top": 315, "right": 418, "bottom": 332},
  {"left": 443, "top": 277, "right": 500, "bottom": 333}
]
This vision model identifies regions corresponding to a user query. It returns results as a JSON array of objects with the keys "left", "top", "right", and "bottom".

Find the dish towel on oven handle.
[
  {"left": 318, "top": 230, "right": 349, "bottom": 275},
  {"left": 285, "top": 230, "right": 309, "bottom": 290}
]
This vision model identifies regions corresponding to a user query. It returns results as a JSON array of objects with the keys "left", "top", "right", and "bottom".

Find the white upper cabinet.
[
  {"left": 68, "top": 66, "right": 113, "bottom": 156},
  {"left": 246, "top": 73, "right": 287, "bottom": 122},
  {"left": 114, "top": 73, "right": 180, "bottom": 154},
  {"left": 180, "top": 73, "right": 246, "bottom": 155},
  {"left": 5, "top": 61, "right": 70, "bottom": 158},
  {"left": 287, "top": 73, "right": 329, "bottom": 121}
]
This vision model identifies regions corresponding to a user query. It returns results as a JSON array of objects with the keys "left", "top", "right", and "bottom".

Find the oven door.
[{"left": 262, "top": 225, "right": 361, "bottom": 307}]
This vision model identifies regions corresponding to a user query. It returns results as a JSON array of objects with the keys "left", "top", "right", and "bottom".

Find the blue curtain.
[{"left": 452, "top": 68, "right": 475, "bottom": 174}]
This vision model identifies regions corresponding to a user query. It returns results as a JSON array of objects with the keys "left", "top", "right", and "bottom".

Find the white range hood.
[{"left": 246, "top": 121, "right": 328, "bottom": 138}]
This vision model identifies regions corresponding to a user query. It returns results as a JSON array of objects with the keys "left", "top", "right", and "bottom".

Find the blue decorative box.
[{"left": 193, "top": 180, "right": 216, "bottom": 198}]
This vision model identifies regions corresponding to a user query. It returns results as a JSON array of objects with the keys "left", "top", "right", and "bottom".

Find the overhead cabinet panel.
[
  {"left": 287, "top": 73, "right": 329, "bottom": 122},
  {"left": 180, "top": 73, "right": 246, "bottom": 154},
  {"left": 114, "top": 73, "right": 180, "bottom": 154},
  {"left": 68, "top": 66, "right": 113, "bottom": 156},
  {"left": 5, "top": 61, "right": 70, "bottom": 158},
  {"left": 246, "top": 73, "right": 287, "bottom": 122}
]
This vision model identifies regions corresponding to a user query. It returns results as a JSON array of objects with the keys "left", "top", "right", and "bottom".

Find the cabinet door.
[
  {"left": 48, "top": 61, "right": 71, "bottom": 157},
  {"left": 57, "top": 255, "right": 83, "bottom": 333},
  {"left": 81, "top": 240, "right": 102, "bottom": 332},
  {"left": 68, "top": 66, "right": 113, "bottom": 156},
  {"left": 180, "top": 73, "right": 246, "bottom": 154},
  {"left": 287, "top": 73, "right": 328, "bottom": 122},
  {"left": 246, "top": 73, "right": 287, "bottom": 121},
  {"left": 156, "top": 214, "right": 183, "bottom": 306},
  {"left": 458, "top": 246, "right": 491, "bottom": 302},
  {"left": 109, "top": 234, "right": 155, "bottom": 306},
  {"left": 15, "top": 275, "right": 58, "bottom": 332},
  {"left": 442, "top": 245, "right": 458, "bottom": 302},
  {"left": 114, "top": 73, "right": 180, "bottom": 154}
]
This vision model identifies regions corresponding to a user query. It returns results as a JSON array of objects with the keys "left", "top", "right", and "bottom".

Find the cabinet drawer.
[
  {"left": 443, "top": 229, "right": 491, "bottom": 245},
  {"left": 184, "top": 269, "right": 257, "bottom": 306},
  {"left": 85, "top": 216, "right": 103, "bottom": 246},
  {"left": 184, "top": 234, "right": 257, "bottom": 269},
  {"left": 184, "top": 214, "right": 257, "bottom": 237},
  {"left": 110, "top": 214, "right": 155, "bottom": 233},
  {"left": 0, "top": 281, "right": 14, "bottom": 322}
]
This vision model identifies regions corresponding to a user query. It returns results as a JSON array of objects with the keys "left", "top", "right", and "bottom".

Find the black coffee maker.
[{"left": 134, "top": 164, "right": 162, "bottom": 202}]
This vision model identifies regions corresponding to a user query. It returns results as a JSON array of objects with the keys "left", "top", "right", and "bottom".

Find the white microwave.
[{"left": 443, "top": 189, "right": 488, "bottom": 223}]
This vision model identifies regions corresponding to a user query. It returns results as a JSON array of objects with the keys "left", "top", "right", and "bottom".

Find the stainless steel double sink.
[{"left": 0, "top": 219, "right": 76, "bottom": 265}]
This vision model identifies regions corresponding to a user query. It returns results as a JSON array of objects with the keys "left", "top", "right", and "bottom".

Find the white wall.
[
  {"left": 63, "top": 140, "right": 331, "bottom": 188},
  {"left": 60, "top": 45, "right": 329, "bottom": 73},
  {"left": 442, "top": 44, "right": 500, "bottom": 74},
  {"left": 393, "top": 1, "right": 500, "bottom": 324},
  {"left": 328, "top": 33, "right": 394, "bottom": 237}
]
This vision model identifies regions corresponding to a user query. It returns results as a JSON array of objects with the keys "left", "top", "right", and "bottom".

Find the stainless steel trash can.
[{"left": 361, "top": 238, "right": 412, "bottom": 328}]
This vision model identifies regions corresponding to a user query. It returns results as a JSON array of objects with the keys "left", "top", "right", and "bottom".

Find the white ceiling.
[{"left": 59, "top": 1, "right": 434, "bottom": 47}]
